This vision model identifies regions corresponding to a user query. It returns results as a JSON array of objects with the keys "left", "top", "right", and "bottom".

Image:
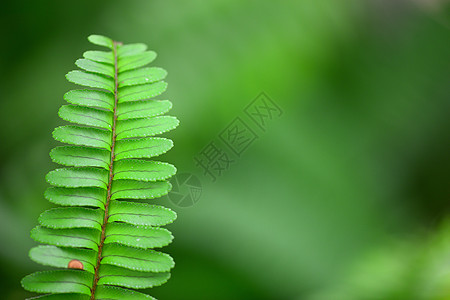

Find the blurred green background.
[{"left": 0, "top": 0, "right": 449, "bottom": 299}]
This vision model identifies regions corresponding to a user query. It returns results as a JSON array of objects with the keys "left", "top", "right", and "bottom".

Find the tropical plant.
[{"left": 21, "top": 34, "right": 179, "bottom": 300}]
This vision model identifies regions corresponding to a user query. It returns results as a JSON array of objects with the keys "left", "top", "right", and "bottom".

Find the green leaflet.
[
  {"left": 105, "top": 222, "right": 173, "bottom": 249},
  {"left": 116, "top": 116, "right": 179, "bottom": 139},
  {"left": 26, "top": 294, "right": 90, "bottom": 300},
  {"left": 45, "top": 187, "right": 106, "bottom": 209},
  {"left": 111, "top": 180, "right": 172, "bottom": 200},
  {"left": 118, "top": 51, "right": 157, "bottom": 72},
  {"left": 59, "top": 105, "right": 113, "bottom": 130},
  {"left": 23, "top": 34, "right": 177, "bottom": 299},
  {"left": 95, "top": 285, "right": 155, "bottom": 300},
  {"left": 53, "top": 125, "right": 111, "bottom": 149},
  {"left": 64, "top": 90, "right": 114, "bottom": 111},
  {"left": 98, "top": 265, "right": 170, "bottom": 289},
  {"left": 118, "top": 81, "right": 167, "bottom": 103},
  {"left": 50, "top": 146, "right": 110, "bottom": 169},
  {"left": 29, "top": 288, "right": 154, "bottom": 300},
  {"left": 66, "top": 70, "right": 114, "bottom": 92},
  {"left": 102, "top": 244, "right": 175, "bottom": 272},
  {"left": 114, "top": 159, "right": 176, "bottom": 181},
  {"left": 118, "top": 67, "right": 167, "bottom": 87},
  {"left": 108, "top": 200, "right": 177, "bottom": 226},
  {"left": 117, "top": 100, "right": 172, "bottom": 120},
  {"left": 29, "top": 246, "right": 97, "bottom": 274},
  {"left": 39, "top": 207, "right": 103, "bottom": 230},
  {"left": 88, "top": 34, "right": 114, "bottom": 49},
  {"left": 114, "top": 137, "right": 173, "bottom": 160},
  {"left": 31, "top": 226, "right": 99, "bottom": 250},
  {"left": 75, "top": 58, "right": 114, "bottom": 77},
  {"left": 22, "top": 270, "right": 93, "bottom": 295},
  {"left": 117, "top": 43, "right": 148, "bottom": 58},
  {"left": 46, "top": 167, "right": 109, "bottom": 189},
  {"left": 83, "top": 50, "right": 113, "bottom": 64},
  {"left": 102, "top": 244, "right": 174, "bottom": 272}
]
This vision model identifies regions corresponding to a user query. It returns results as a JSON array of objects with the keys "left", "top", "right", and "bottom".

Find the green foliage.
[{"left": 21, "top": 34, "right": 178, "bottom": 299}]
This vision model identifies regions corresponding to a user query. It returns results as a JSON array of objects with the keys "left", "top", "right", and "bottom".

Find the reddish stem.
[{"left": 90, "top": 40, "right": 120, "bottom": 300}]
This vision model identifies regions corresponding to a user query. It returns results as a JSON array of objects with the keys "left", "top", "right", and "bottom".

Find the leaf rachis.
[{"left": 90, "top": 39, "right": 120, "bottom": 300}]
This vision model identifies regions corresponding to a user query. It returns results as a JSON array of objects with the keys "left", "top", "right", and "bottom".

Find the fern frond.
[{"left": 22, "top": 34, "right": 178, "bottom": 299}]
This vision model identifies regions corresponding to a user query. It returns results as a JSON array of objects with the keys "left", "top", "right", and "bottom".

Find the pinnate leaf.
[{"left": 24, "top": 34, "right": 177, "bottom": 298}]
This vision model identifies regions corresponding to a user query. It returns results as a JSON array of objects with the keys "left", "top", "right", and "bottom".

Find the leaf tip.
[{"left": 88, "top": 34, "right": 114, "bottom": 49}]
